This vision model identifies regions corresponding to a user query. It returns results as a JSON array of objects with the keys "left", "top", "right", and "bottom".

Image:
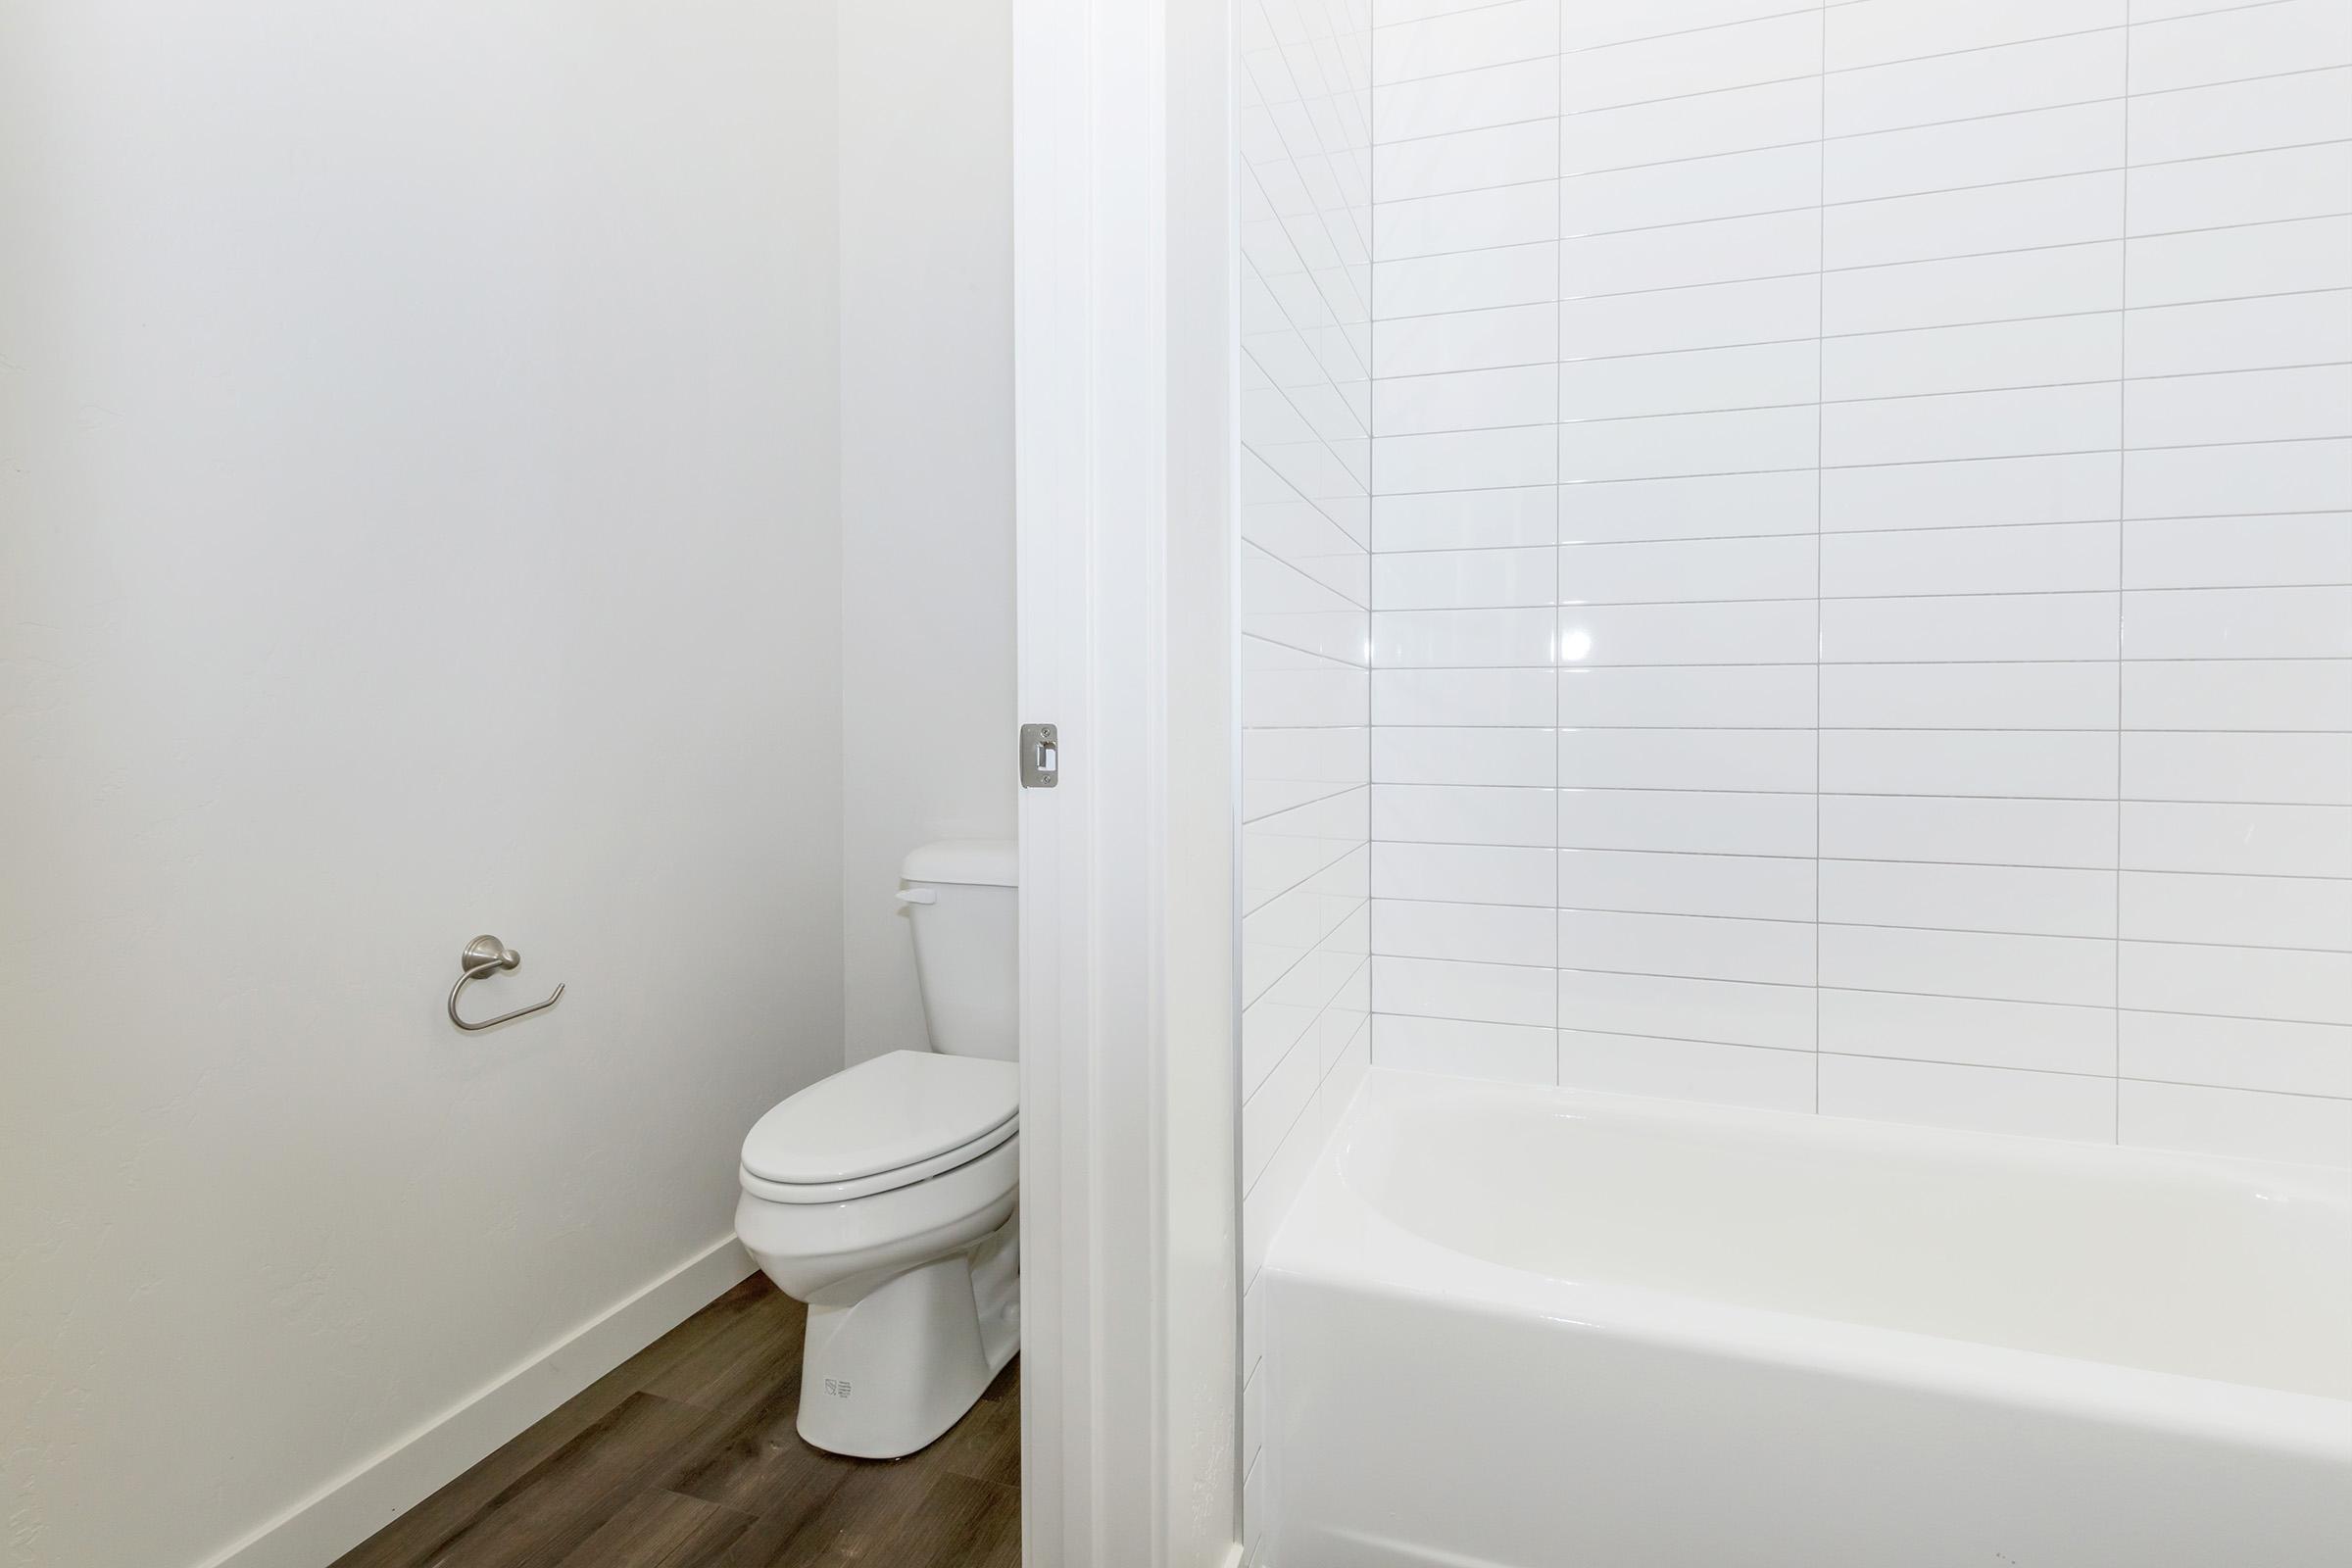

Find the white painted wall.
[
  {"left": 0, "top": 6, "right": 844, "bottom": 1567},
  {"left": 837, "top": 0, "right": 1019, "bottom": 1064}
]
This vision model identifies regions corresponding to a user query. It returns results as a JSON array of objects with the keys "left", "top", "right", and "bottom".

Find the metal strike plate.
[{"left": 1020, "top": 722, "right": 1059, "bottom": 788}]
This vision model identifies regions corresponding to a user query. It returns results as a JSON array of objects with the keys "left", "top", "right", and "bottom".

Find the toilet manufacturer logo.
[{"left": 824, "top": 1379, "right": 854, "bottom": 1399}]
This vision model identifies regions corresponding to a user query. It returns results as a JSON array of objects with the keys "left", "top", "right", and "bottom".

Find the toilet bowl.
[{"left": 734, "top": 840, "right": 1020, "bottom": 1459}]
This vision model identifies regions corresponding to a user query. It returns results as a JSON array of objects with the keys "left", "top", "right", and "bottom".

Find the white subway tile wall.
[
  {"left": 1238, "top": 0, "right": 1373, "bottom": 1555},
  {"left": 1360, "top": 0, "right": 2352, "bottom": 1164}
]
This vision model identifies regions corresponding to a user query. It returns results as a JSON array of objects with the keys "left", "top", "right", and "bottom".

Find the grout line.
[
  {"left": 1388, "top": 652, "right": 2352, "bottom": 666},
  {"left": 1370, "top": 1, "right": 2317, "bottom": 95},
  {"left": 1242, "top": 91, "right": 1377, "bottom": 378},
  {"left": 1549, "top": 975, "right": 2352, "bottom": 1038},
  {"left": 1486, "top": 1021, "right": 2352, "bottom": 1104},
  {"left": 1550, "top": 0, "right": 1564, "bottom": 1092},
  {"left": 1239, "top": 953, "right": 1373, "bottom": 1113},
  {"left": 2116, "top": 41, "right": 2133, "bottom": 1138},
  {"left": 1382, "top": 583, "right": 2352, "bottom": 606},
  {"left": 1238, "top": 433, "right": 1371, "bottom": 552},
  {"left": 1367, "top": 281, "right": 2350, "bottom": 336},
  {"left": 1383, "top": 910, "right": 2352, "bottom": 959},
  {"left": 1362, "top": 509, "right": 2352, "bottom": 553},
  {"left": 1413, "top": 547, "right": 2342, "bottom": 573},
  {"left": 1243, "top": 536, "right": 1373, "bottom": 614},
  {"left": 1536, "top": 209, "right": 2349, "bottom": 289},
  {"left": 1376, "top": 0, "right": 1823, "bottom": 53},
  {"left": 1382, "top": 58, "right": 1827, "bottom": 104},
  {"left": 1384, "top": 416, "right": 2352, "bottom": 448},
  {"left": 1365, "top": 437, "right": 2352, "bottom": 496},
  {"left": 1373, "top": 848, "right": 2352, "bottom": 882},
  {"left": 1815, "top": 30, "right": 1828, "bottom": 1113},
  {"left": 1369, "top": 244, "right": 2352, "bottom": 317},
  {"left": 1238, "top": 627, "right": 1365, "bottom": 670},
  {"left": 1241, "top": 779, "right": 1370, "bottom": 826},
  {"left": 1368, "top": 121, "right": 2352, "bottom": 210},
  {"left": 1241, "top": 838, "right": 1370, "bottom": 921},
  {"left": 1380, "top": 1006, "right": 2352, "bottom": 1105},
  {"left": 1374, "top": 783, "right": 2352, "bottom": 810},
  {"left": 1484, "top": 914, "right": 2339, "bottom": 960},
  {"left": 1381, "top": 354, "right": 2352, "bottom": 411},
  {"left": 1257, "top": 19, "right": 1379, "bottom": 267},
  {"left": 1366, "top": 31, "right": 1383, "bottom": 1075}
]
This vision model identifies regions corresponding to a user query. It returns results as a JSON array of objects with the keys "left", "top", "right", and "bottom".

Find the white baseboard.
[
  {"left": 1214, "top": 1544, "right": 1248, "bottom": 1568},
  {"left": 194, "top": 1236, "right": 758, "bottom": 1568}
]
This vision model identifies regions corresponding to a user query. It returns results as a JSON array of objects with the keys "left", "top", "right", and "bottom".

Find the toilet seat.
[
  {"left": 739, "top": 1118, "right": 1016, "bottom": 1204},
  {"left": 740, "top": 1050, "right": 1018, "bottom": 1204}
]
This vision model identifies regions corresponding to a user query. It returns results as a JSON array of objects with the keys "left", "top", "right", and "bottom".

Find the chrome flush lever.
[{"left": 448, "top": 935, "right": 564, "bottom": 1031}]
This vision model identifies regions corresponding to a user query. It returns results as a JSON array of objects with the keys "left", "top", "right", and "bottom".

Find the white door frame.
[{"left": 1012, "top": 0, "right": 1241, "bottom": 1564}]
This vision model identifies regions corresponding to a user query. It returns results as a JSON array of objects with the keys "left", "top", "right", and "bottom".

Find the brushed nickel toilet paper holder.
[{"left": 448, "top": 935, "right": 564, "bottom": 1031}]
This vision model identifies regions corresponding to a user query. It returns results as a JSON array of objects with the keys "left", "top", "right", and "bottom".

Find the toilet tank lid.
[{"left": 901, "top": 838, "right": 1017, "bottom": 888}]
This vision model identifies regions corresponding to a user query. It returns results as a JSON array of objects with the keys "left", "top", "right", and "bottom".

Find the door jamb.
[{"left": 1011, "top": 0, "right": 1242, "bottom": 1562}]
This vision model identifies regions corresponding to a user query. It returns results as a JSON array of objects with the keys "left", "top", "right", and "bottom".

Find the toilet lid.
[{"left": 740, "top": 1051, "right": 1018, "bottom": 1187}]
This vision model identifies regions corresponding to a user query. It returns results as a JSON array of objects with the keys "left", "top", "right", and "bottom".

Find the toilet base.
[{"left": 796, "top": 1213, "right": 1020, "bottom": 1458}]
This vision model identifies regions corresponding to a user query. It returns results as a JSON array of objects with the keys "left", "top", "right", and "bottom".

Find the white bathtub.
[{"left": 1261, "top": 1068, "right": 2352, "bottom": 1568}]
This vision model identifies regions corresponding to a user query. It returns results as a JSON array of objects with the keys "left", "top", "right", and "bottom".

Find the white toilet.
[{"left": 734, "top": 839, "right": 1020, "bottom": 1459}]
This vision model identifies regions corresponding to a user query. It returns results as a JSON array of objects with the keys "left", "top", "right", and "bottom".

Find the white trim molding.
[
  {"left": 194, "top": 1239, "right": 755, "bottom": 1568},
  {"left": 1013, "top": 0, "right": 1241, "bottom": 1563}
]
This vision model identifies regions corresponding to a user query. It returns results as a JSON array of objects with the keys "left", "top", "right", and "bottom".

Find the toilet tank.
[{"left": 899, "top": 839, "right": 1018, "bottom": 1061}]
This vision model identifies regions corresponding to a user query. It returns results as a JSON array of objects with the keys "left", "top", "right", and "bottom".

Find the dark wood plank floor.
[{"left": 330, "top": 1274, "right": 1019, "bottom": 1568}]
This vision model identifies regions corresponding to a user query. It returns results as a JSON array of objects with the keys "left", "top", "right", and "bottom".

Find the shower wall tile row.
[
  {"left": 1237, "top": 0, "right": 1374, "bottom": 1554},
  {"left": 1363, "top": 0, "right": 2352, "bottom": 1166}
]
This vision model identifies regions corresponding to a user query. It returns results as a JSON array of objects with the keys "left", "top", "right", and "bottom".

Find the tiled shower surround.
[
  {"left": 1237, "top": 0, "right": 1372, "bottom": 1544},
  {"left": 1355, "top": 0, "right": 2352, "bottom": 1163}
]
